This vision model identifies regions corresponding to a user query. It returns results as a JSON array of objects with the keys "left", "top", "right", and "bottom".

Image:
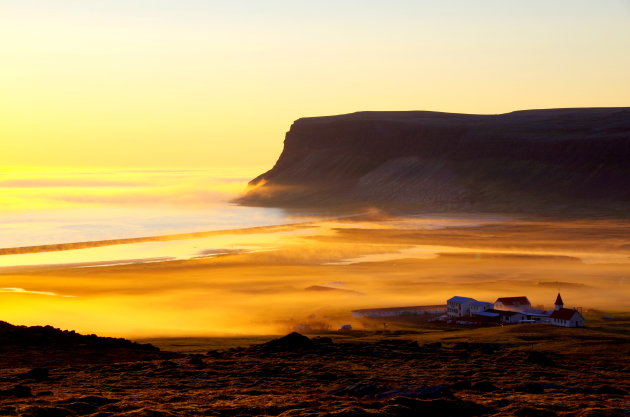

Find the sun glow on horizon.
[{"left": 1, "top": 1, "right": 629, "bottom": 170}]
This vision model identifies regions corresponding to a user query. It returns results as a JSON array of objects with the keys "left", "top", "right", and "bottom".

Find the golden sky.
[{"left": 2, "top": 1, "right": 629, "bottom": 170}]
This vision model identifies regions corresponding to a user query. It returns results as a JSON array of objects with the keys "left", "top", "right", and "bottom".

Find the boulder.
[
  {"left": 526, "top": 351, "right": 556, "bottom": 366},
  {"left": 57, "top": 396, "right": 118, "bottom": 406},
  {"left": 514, "top": 407, "right": 557, "bottom": 417},
  {"left": 514, "top": 383, "right": 546, "bottom": 394},
  {"left": 0, "top": 385, "right": 31, "bottom": 398},
  {"left": 381, "top": 398, "right": 493, "bottom": 416},
  {"left": 575, "top": 408, "right": 629, "bottom": 417},
  {"left": 188, "top": 355, "right": 206, "bottom": 367},
  {"left": 261, "top": 332, "right": 314, "bottom": 351},
  {"left": 324, "top": 407, "right": 385, "bottom": 417},
  {"left": 21, "top": 406, "right": 72, "bottom": 417},
  {"left": 374, "top": 385, "right": 451, "bottom": 399},
  {"left": 450, "top": 380, "right": 472, "bottom": 391},
  {"left": 19, "top": 367, "right": 49, "bottom": 381},
  {"left": 595, "top": 385, "right": 627, "bottom": 395},
  {"left": 471, "top": 381, "right": 499, "bottom": 392},
  {"left": 328, "top": 383, "right": 384, "bottom": 397}
]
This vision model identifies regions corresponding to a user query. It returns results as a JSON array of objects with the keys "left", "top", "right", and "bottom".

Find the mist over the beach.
[{"left": 0, "top": 167, "right": 297, "bottom": 247}]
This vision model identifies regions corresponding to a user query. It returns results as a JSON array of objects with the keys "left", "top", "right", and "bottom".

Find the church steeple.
[{"left": 554, "top": 293, "right": 564, "bottom": 311}]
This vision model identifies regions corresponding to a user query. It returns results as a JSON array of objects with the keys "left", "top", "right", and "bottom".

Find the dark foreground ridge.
[
  {"left": 0, "top": 321, "right": 169, "bottom": 368},
  {"left": 0, "top": 327, "right": 627, "bottom": 416},
  {"left": 238, "top": 108, "right": 630, "bottom": 216}
]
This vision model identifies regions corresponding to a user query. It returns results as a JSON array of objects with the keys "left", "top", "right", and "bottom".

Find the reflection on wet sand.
[{"left": 0, "top": 215, "right": 628, "bottom": 337}]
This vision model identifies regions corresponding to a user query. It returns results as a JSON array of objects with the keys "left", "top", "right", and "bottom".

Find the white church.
[{"left": 548, "top": 293, "right": 585, "bottom": 327}]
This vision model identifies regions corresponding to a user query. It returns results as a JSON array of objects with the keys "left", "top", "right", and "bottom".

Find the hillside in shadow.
[{"left": 238, "top": 108, "right": 630, "bottom": 216}]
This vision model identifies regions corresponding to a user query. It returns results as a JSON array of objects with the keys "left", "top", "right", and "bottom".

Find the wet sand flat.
[{"left": 0, "top": 215, "right": 628, "bottom": 336}]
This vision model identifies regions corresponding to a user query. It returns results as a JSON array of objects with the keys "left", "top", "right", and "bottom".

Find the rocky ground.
[{"left": 0, "top": 324, "right": 628, "bottom": 417}]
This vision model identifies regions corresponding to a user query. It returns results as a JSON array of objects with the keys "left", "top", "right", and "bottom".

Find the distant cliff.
[{"left": 237, "top": 108, "right": 630, "bottom": 216}]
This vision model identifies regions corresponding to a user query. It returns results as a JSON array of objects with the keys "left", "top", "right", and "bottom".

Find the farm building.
[
  {"left": 494, "top": 296, "right": 531, "bottom": 312},
  {"left": 470, "top": 300, "right": 494, "bottom": 315},
  {"left": 522, "top": 308, "right": 551, "bottom": 323},
  {"left": 447, "top": 296, "right": 493, "bottom": 318},
  {"left": 447, "top": 296, "right": 477, "bottom": 318},
  {"left": 471, "top": 309, "right": 526, "bottom": 324}
]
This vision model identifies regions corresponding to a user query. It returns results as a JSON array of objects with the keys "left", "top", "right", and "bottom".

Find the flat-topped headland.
[{"left": 238, "top": 108, "right": 630, "bottom": 217}]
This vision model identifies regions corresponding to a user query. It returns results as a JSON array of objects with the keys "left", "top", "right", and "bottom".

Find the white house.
[
  {"left": 549, "top": 293, "right": 585, "bottom": 327},
  {"left": 447, "top": 296, "right": 477, "bottom": 318},
  {"left": 494, "top": 296, "right": 531, "bottom": 312},
  {"left": 469, "top": 301, "right": 493, "bottom": 315}
]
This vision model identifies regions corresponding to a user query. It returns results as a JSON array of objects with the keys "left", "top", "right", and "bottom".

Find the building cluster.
[
  {"left": 350, "top": 293, "right": 585, "bottom": 328},
  {"left": 447, "top": 293, "right": 585, "bottom": 327}
]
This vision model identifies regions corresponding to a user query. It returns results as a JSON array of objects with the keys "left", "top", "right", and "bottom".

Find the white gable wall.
[
  {"left": 447, "top": 298, "right": 475, "bottom": 318},
  {"left": 550, "top": 313, "right": 585, "bottom": 327}
]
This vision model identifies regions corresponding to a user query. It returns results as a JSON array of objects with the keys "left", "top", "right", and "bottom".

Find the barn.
[{"left": 494, "top": 296, "right": 531, "bottom": 312}]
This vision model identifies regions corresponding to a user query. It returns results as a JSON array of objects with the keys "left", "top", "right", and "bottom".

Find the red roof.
[
  {"left": 495, "top": 296, "right": 531, "bottom": 306},
  {"left": 555, "top": 293, "right": 564, "bottom": 306},
  {"left": 550, "top": 308, "right": 581, "bottom": 320}
]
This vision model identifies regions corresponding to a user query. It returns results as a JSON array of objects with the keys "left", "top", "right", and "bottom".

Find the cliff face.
[{"left": 238, "top": 108, "right": 630, "bottom": 215}]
